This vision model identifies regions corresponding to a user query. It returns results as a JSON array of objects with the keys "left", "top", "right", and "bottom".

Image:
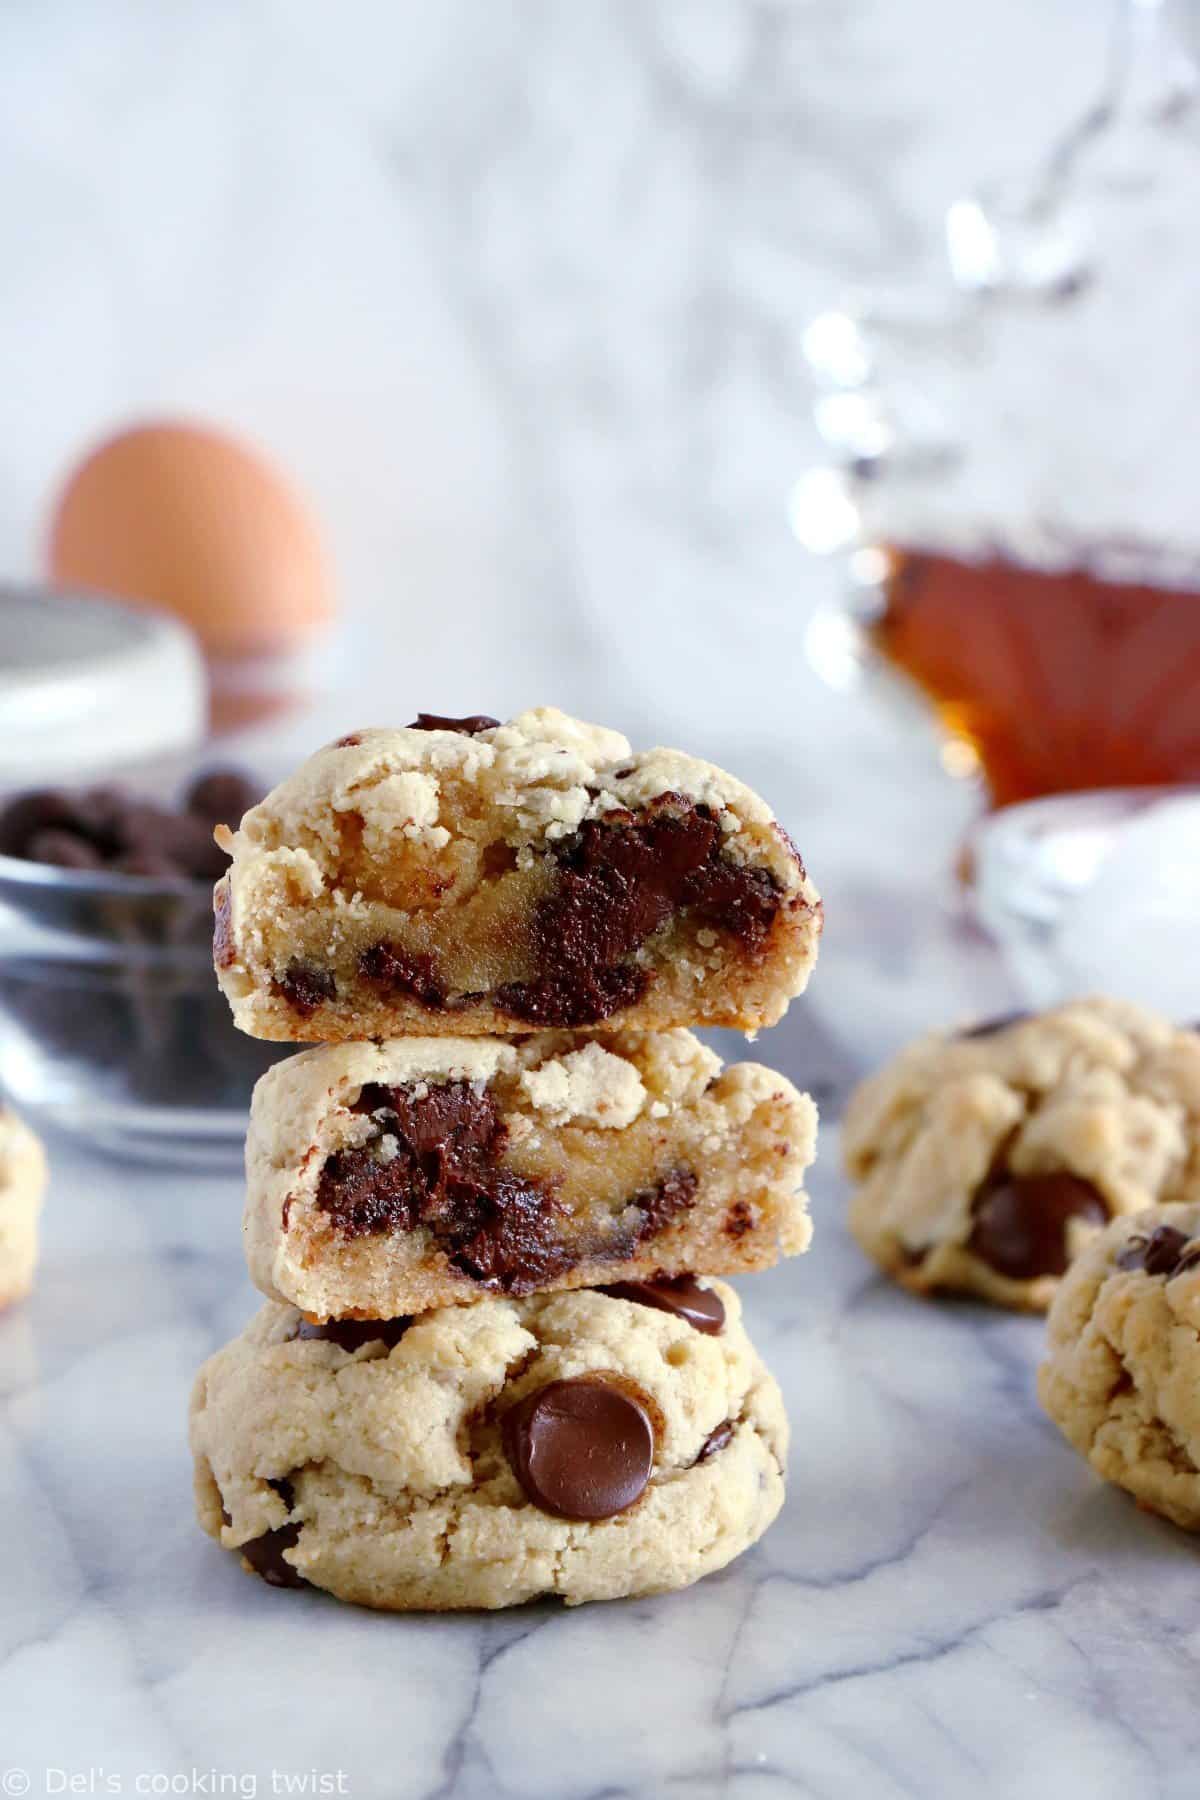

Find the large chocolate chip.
[
  {"left": 967, "top": 1172, "right": 1108, "bottom": 1280},
  {"left": 503, "top": 1376, "right": 654, "bottom": 1520},
  {"left": 600, "top": 1275, "right": 725, "bottom": 1335},
  {"left": 293, "top": 1314, "right": 412, "bottom": 1351},
  {"left": 358, "top": 941, "right": 448, "bottom": 1008},
  {"left": 240, "top": 1522, "right": 306, "bottom": 1588},
  {"left": 273, "top": 959, "right": 337, "bottom": 1017},
  {"left": 1116, "top": 1224, "right": 1193, "bottom": 1276},
  {"left": 408, "top": 713, "right": 500, "bottom": 735}
]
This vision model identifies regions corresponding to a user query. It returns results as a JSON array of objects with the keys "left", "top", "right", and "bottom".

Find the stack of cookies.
[{"left": 190, "top": 708, "right": 822, "bottom": 1609}]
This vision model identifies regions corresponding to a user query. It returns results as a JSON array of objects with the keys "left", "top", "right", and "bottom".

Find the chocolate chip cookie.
[
  {"left": 0, "top": 1108, "right": 46, "bottom": 1309},
  {"left": 189, "top": 1280, "right": 787, "bottom": 1609},
  {"left": 244, "top": 1028, "right": 816, "bottom": 1318},
  {"left": 843, "top": 999, "right": 1200, "bottom": 1311},
  {"left": 1039, "top": 1204, "right": 1200, "bottom": 1528},
  {"left": 213, "top": 708, "right": 821, "bottom": 1042}
]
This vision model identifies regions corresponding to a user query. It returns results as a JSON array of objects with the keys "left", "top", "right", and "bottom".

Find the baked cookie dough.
[
  {"left": 213, "top": 708, "right": 821, "bottom": 1042},
  {"left": 190, "top": 1279, "right": 787, "bottom": 1609},
  {"left": 843, "top": 999, "right": 1200, "bottom": 1311},
  {"left": 0, "top": 1107, "right": 46, "bottom": 1309},
  {"left": 1039, "top": 1204, "right": 1200, "bottom": 1528},
  {"left": 245, "top": 1028, "right": 816, "bottom": 1318}
]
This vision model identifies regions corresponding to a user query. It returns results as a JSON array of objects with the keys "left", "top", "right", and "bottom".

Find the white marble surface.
[{"left": 4, "top": 2, "right": 1200, "bottom": 1795}]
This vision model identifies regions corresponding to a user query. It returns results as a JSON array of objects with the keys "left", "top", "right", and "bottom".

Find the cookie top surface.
[{"left": 222, "top": 708, "right": 783, "bottom": 864}]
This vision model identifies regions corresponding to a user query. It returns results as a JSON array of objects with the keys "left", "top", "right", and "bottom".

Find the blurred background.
[{"left": 2, "top": 0, "right": 1199, "bottom": 1155}]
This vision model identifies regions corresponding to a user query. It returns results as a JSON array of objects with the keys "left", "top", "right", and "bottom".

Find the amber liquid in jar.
[{"left": 870, "top": 547, "right": 1200, "bottom": 807}]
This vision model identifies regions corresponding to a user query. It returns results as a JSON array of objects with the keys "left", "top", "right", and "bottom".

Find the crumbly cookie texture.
[
  {"left": 213, "top": 708, "right": 821, "bottom": 1042},
  {"left": 190, "top": 1282, "right": 787, "bottom": 1609},
  {"left": 0, "top": 1108, "right": 46, "bottom": 1309},
  {"left": 244, "top": 1028, "right": 816, "bottom": 1318},
  {"left": 1039, "top": 1203, "right": 1200, "bottom": 1529},
  {"left": 843, "top": 999, "right": 1200, "bottom": 1312}
]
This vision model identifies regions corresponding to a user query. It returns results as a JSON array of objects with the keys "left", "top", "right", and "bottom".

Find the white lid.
[{"left": 0, "top": 587, "right": 208, "bottom": 786}]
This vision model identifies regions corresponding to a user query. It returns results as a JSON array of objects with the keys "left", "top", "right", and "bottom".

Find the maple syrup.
[{"left": 871, "top": 546, "right": 1200, "bottom": 807}]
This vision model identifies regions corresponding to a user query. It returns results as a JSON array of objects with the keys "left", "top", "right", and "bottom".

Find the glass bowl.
[
  {"left": 969, "top": 785, "right": 1200, "bottom": 1016},
  {"left": 0, "top": 852, "right": 290, "bottom": 1167}
]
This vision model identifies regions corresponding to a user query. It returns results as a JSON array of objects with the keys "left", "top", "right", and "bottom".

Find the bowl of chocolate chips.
[{"left": 0, "top": 767, "right": 290, "bottom": 1165}]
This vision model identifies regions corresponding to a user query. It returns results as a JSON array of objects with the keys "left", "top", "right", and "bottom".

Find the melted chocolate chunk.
[
  {"left": 503, "top": 1377, "right": 654, "bottom": 1519},
  {"left": 358, "top": 941, "right": 448, "bottom": 1009},
  {"left": 967, "top": 1172, "right": 1108, "bottom": 1280},
  {"left": 315, "top": 1080, "right": 571, "bottom": 1291},
  {"left": 497, "top": 797, "right": 787, "bottom": 1027},
  {"left": 313, "top": 1081, "right": 699, "bottom": 1291},
  {"left": 1116, "top": 1224, "right": 1194, "bottom": 1276},
  {"left": 408, "top": 713, "right": 500, "bottom": 735},
  {"left": 293, "top": 1314, "right": 413, "bottom": 1351},
  {"left": 600, "top": 1274, "right": 725, "bottom": 1334},
  {"left": 959, "top": 1010, "right": 1031, "bottom": 1040},
  {"left": 273, "top": 959, "right": 337, "bottom": 1017},
  {"left": 695, "top": 1420, "right": 735, "bottom": 1463}
]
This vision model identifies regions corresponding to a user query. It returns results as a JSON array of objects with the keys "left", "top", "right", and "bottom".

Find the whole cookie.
[
  {"left": 1039, "top": 1203, "right": 1200, "bottom": 1528},
  {"left": 190, "top": 1280, "right": 787, "bottom": 1609},
  {"left": 0, "top": 1108, "right": 46, "bottom": 1310},
  {"left": 843, "top": 999, "right": 1200, "bottom": 1311}
]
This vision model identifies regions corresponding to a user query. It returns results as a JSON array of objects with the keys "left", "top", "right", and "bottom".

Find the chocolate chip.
[
  {"left": 25, "top": 828, "right": 106, "bottom": 870},
  {"left": 358, "top": 941, "right": 448, "bottom": 1009},
  {"left": 968, "top": 1172, "right": 1108, "bottom": 1280},
  {"left": 240, "top": 1522, "right": 306, "bottom": 1588},
  {"left": 959, "top": 1010, "right": 1031, "bottom": 1040},
  {"left": 503, "top": 1376, "right": 654, "bottom": 1519},
  {"left": 601, "top": 1274, "right": 725, "bottom": 1334},
  {"left": 273, "top": 959, "right": 337, "bottom": 1017},
  {"left": 185, "top": 768, "right": 261, "bottom": 827},
  {"left": 496, "top": 797, "right": 790, "bottom": 1028},
  {"left": 1116, "top": 1224, "right": 1193, "bottom": 1276},
  {"left": 408, "top": 713, "right": 500, "bottom": 735},
  {"left": 293, "top": 1314, "right": 413, "bottom": 1351},
  {"left": 695, "top": 1420, "right": 734, "bottom": 1463}
]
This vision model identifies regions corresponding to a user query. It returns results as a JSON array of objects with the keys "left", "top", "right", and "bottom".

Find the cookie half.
[
  {"left": 844, "top": 998, "right": 1200, "bottom": 1310},
  {"left": 1039, "top": 1203, "right": 1200, "bottom": 1528},
  {"left": 244, "top": 1028, "right": 816, "bottom": 1317},
  {"left": 213, "top": 708, "right": 821, "bottom": 1041},
  {"left": 190, "top": 1281, "right": 787, "bottom": 1609},
  {"left": 0, "top": 1107, "right": 46, "bottom": 1310}
]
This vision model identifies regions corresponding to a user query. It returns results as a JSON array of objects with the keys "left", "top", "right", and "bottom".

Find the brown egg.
[{"left": 46, "top": 420, "right": 333, "bottom": 658}]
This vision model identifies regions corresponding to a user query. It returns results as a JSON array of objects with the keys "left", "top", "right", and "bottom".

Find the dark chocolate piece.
[
  {"left": 358, "top": 942, "right": 448, "bottom": 1009},
  {"left": 293, "top": 1314, "right": 413, "bottom": 1351},
  {"left": 240, "top": 1522, "right": 306, "bottom": 1588},
  {"left": 496, "top": 797, "right": 789, "bottom": 1027},
  {"left": 695, "top": 1420, "right": 735, "bottom": 1463},
  {"left": 1116, "top": 1224, "right": 1193, "bottom": 1276},
  {"left": 185, "top": 768, "right": 261, "bottom": 828},
  {"left": 503, "top": 1376, "right": 654, "bottom": 1519},
  {"left": 313, "top": 1079, "right": 698, "bottom": 1290},
  {"left": 967, "top": 1172, "right": 1108, "bottom": 1280},
  {"left": 958, "top": 1010, "right": 1031, "bottom": 1040},
  {"left": 273, "top": 960, "right": 337, "bottom": 1017},
  {"left": 408, "top": 713, "right": 500, "bottom": 735},
  {"left": 601, "top": 1274, "right": 725, "bottom": 1335}
]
